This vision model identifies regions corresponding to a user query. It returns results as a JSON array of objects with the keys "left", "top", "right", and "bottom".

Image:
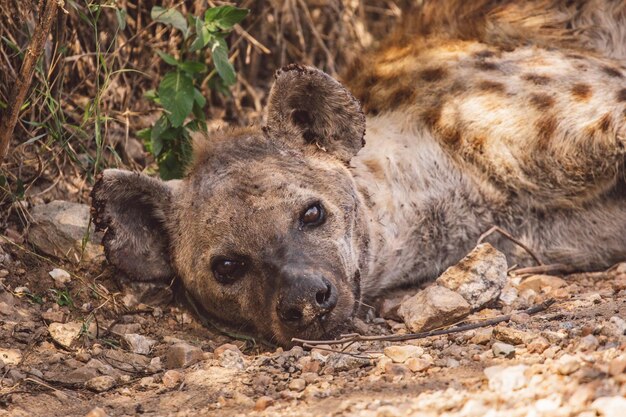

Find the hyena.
[{"left": 92, "top": 0, "right": 626, "bottom": 345}]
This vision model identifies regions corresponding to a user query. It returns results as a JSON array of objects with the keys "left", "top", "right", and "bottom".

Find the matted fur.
[{"left": 92, "top": 0, "right": 626, "bottom": 345}]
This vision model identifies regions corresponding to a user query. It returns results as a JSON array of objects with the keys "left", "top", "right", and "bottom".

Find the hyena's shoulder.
[{"left": 344, "top": 0, "right": 626, "bottom": 208}]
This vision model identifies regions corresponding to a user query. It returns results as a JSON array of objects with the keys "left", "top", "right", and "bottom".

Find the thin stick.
[
  {"left": 477, "top": 226, "right": 543, "bottom": 266},
  {"left": 293, "top": 299, "right": 555, "bottom": 346},
  {"left": 512, "top": 264, "right": 574, "bottom": 275},
  {"left": 0, "top": 0, "right": 63, "bottom": 165}
]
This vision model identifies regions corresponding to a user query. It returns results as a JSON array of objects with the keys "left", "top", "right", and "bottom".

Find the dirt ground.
[{"left": 0, "top": 238, "right": 625, "bottom": 417}]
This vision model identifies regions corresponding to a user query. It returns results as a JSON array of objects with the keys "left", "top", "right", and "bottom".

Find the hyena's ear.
[
  {"left": 264, "top": 64, "right": 366, "bottom": 163},
  {"left": 90, "top": 169, "right": 180, "bottom": 282}
]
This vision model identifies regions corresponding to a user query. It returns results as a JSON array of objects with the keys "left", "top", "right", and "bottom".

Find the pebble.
[
  {"left": 435, "top": 243, "right": 507, "bottom": 309},
  {"left": 85, "top": 375, "right": 116, "bottom": 392},
  {"left": 254, "top": 396, "right": 274, "bottom": 411},
  {"left": 218, "top": 349, "right": 245, "bottom": 370},
  {"left": 526, "top": 336, "right": 550, "bottom": 354},
  {"left": 493, "top": 326, "right": 533, "bottom": 345},
  {"left": 383, "top": 345, "right": 424, "bottom": 363},
  {"left": 398, "top": 285, "right": 471, "bottom": 332},
  {"left": 492, "top": 342, "right": 515, "bottom": 358},
  {"left": 48, "top": 322, "right": 85, "bottom": 348},
  {"left": 555, "top": 354, "right": 580, "bottom": 375},
  {"left": 0, "top": 348, "right": 22, "bottom": 365},
  {"left": 214, "top": 343, "right": 241, "bottom": 356},
  {"left": 470, "top": 328, "right": 493, "bottom": 345},
  {"left": 578, "top": 334, "right": 599, "bottom": 351},
  {"left": 48, "top": 268, "right": 71, "bottom": 288},
  {"left": 499, "top": 285, "right": 519, "bottom": 305},
  {"left": 84, "top": 407, "right": 109, "bottom": 417},
  {"left": 406, "top": 356, "right": 433, "bottom": 372},
  {"left": 162, "top": 370, "right": 183, "bottom": 388},
  {"left": 608, "top": 355, "right": 626, "bottom": 376},
  {"left": 166, "top": 343, "right": 204, "bottom": 369},
  {"left": 123, "top": 333, "right": 157, "bottom": 355},
  {"left": 289, "top": 378, "right": 306, "bottom": 391},
  {"left": 484, "top": 365, "right": 528, "bottom": 394},
  {"left": 517, "top": 275, "right": 566, "bottom": 293},
  {"left": 591, "top": 396, "right": 626, "bottom": 417}
]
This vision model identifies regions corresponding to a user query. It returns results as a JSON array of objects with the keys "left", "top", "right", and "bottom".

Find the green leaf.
[
  {"left": 143, "top": 89, "right": 157, "bottom": 101},
  {"left": 193, "top": 88, "right": 206, "bottom": 108},
  {"left": 150, "top": 116, "right": 169, "bottom": 156},
  {"left": 137, "top": 127, "right": 151, "bottom": 141},
  {"left": 180, "top": 61, "right": 207, "bottom": 74},
  {"left": 115, "top": 8, "right": 127, "bottom": 31},
  {"left": 158, "top": 71, "right": 194, "bottom": 127},
  {"left": 190, "top": 19, "right": 211, "bottom": 52},
  {"left": 205, "top": 6, "right": 249, "bottom": 30},
  {"left": 151, "top": 6, "right": 188, "bottom": 35},
  {"left": 209, "top": 38, "right": 236, "bottom": 86},
  {"left": 156, "top": 50, "right": 179, "bottom": 66}
]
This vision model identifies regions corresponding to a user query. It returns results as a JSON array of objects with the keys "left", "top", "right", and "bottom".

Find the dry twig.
[
  {"left": 478, "top": 225, "right": 543, "bottom": 266},
  {"left": 0, "top": 0, "right": 63, "bottom": 165},
  {"left": 292, "top": 298, "right": 556, "bottom": 347}
]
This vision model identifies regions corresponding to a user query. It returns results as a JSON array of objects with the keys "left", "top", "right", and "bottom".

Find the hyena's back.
[{"left": 346, "top": 0, "right": 626, "bottom": 209}]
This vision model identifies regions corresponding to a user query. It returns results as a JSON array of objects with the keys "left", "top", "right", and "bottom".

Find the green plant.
[
  {"left": 50, "top": 288, "right": 75, "bottom": 308},
  {"left": 138, "top": 5, "right": 249, "bottom": 180}
]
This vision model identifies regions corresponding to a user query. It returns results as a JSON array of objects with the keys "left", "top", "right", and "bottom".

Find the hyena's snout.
[{"left": 276, "top": 267, "right": 338, "bottom": 327}]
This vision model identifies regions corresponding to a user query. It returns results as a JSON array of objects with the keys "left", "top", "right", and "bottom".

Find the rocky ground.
[{"left": 0, "top": 200, "right": 625, "bottom": 417}]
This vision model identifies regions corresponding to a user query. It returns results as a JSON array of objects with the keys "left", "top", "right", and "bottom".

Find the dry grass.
[{"left": 0, "top": 0, "right": 408, "bottom": 230}]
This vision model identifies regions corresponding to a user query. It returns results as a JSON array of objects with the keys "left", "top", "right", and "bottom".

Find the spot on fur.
[
  {"left": 602, "top": 66, "right": 623, "bottom": 78},
  {"left": 522, "top": 73, "right": 551, "bottom": 85},
  {"left": 389, "top": 88, "right": 416, "bottom": 106},
  {"left": 598, "top": 114, "right": 612, "bottom": 133},
  {"left": 530, "top": 93, "right": 555, "bottom": 110},
  {"left": 475, "top": 61, "right": 499, "bottom": 71},
  {"left": 535, "top": 115, "right": 557, "bottom": 148},
  {"left": 617, "top": 88, "right": 626, "bottom": 102},
  {"left": 419, "top": 67, "right": 448, "bottom": 82},
  {"left": 477, "top": 80, "right": 506, "bottom": 93},
  {"left": 571, "top": 83, "right": 592, "bottom": 101},
  {"left": 363, "top": 159, "right": 385, "bottom": 180},
  {"left": 473, "top": 50, "right": 496, "bottom": 58}
]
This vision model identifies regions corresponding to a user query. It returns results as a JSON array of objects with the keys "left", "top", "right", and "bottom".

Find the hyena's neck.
[{"left": 351, "top": 112, "right": 495, "bottom": 296}]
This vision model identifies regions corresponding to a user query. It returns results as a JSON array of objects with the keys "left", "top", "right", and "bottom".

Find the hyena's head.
[{"left": 91, "top": 65, "right": 370, "bottom": 346}]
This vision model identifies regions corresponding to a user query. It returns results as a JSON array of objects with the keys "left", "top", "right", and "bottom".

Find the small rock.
[
  {"left": 383, "top": 362, "right": 410, "bottom": 378},
  {"left": 579, "top": 334, "right": 599, "bottom": 351},
  {"left": 42, "top": 310, "right": 65, "bottom": 323},
  {"left": 289, "top": 378, "right": 306, "bottom": 391},
  {"left": 0, "top": 348, "right": 22, "bottom": 365},
  {"left": 378, "top": 295, "right": 408, "bottom": 321},
  {"left": 492, "top": 342, "right": 515, "bottom": 358},
  {"left": 398, "top": 285, "right": 471, "bottom": 332},
  {"left": 166, "top": 343, "right": 204, "bottom": 369},
  {"left": 324, "top": 353, "right": 370, "bottom": 372},
  {"left": 84, "top": 407, "right": 109, "bottom": 417},
  {"left": 484, "top": 365, "right": 528, "bottom": 393},
  {"left": 527, "top": 336, "right": 550, "bottom": 354},
  {"left": 85, "top": 375, "right": 116, "bottom": 392},
  {"left": 556, "top": 354, "right": 580, "bottom": 375},
  {"left": 48, "top": 322, "right": 89, "bottom": 348},
  {"left": 406, "top": 356, "right": 432, "bottom": 372},
  {"left": 123, "top": 334, "right": 157, "bottom": 355},
  {"left": 162, "top": 370, "right": 183, "bottom": 388},
  {"left": 470, "top": 328, "right": 493, "bottom": 345},
  {"left": 608, "top": 356, "right": 626, "bottom": 377},
  {"left": 214, "top": 343, "right": 241, "bottom": 357},
  {"left": 48, "top": 268, "right": 71, "bottom": 288},
  {"left": 255, "top": 396, "right": 274, "bottom": 411},
  {"left": 383, "top": 345, "right": 424, "bottom": 363},
  {"left": 499, "top": 285, "right": 519, "bottom": 305},
  {"left": 29, "top": 201, "right": 102, "bottom": 263},
  {"left": 218, "top": 349, "right": 245, "bottom": 370},
  {"left": 493, "top": 326, "right": 533, "bottom": 345},
  {"left": 591, "top": 396, "right": 626, "bottom": 417},
  {"left": 436, "top": 243, "right": 507, "bottom": 309},
  {"left": 147, "top": 357, "right": 162, "bottom": 373},
  {"left": 517, "top": 275, "right": 566, "bottom": 293}
]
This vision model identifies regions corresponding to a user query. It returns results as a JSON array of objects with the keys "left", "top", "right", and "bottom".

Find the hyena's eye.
[
  {"left": 300, "top": 202, "right": 325, "bottom": 227},
  {"left": 211, "top": 257, "right": 248, "bottom": 284}
]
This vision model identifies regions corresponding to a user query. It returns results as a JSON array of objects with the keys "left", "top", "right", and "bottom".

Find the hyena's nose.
[{"left": 277, "top": 276, "right": 337, "bottom": 326}]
